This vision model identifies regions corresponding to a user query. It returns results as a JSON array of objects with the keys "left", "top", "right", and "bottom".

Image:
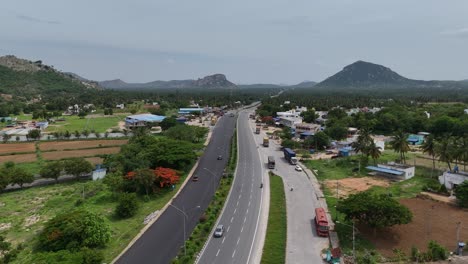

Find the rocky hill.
[
  {"left": 100, "top": 74, "right": 237, "bottom": 90},
  {"left": 314, "top": 60, "right": 468, "bottom": 90}
]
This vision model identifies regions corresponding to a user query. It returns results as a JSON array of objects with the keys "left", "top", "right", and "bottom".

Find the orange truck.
[{"left": 314, "top": 207, "right": 329, "bottom": 237}]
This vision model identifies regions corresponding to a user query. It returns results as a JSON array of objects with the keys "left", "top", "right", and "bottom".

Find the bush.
[
  {"left": 428, "top": 240, "right": 448, "bottom": 261},
  {"left": 38, "top": 209, "right": 111, "bottom": 251},
  {"left": 115, "top": 193, "right": 139, "bottom": 219}
]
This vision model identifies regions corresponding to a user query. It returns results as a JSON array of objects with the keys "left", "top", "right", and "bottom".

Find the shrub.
[
  {"left": 115, "top": 193, "right": 139, "bottom": 219},
  {"left": 428, "top": 240, "right": 448, "bottom": 261}
]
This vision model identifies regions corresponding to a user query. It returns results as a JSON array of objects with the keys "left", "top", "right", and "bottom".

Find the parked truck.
[
  {"left": 267, "top": 156, "right": 275, "bottom": 169},
  {"left": 314, "top": 207, "right": 329, "bottom": 237},
  {"left": 263, "top": 137, "right": 269, "bottom": 147},
  {"left": 283, "top": 148, "right": 297, "bottom": 165},
  {"left": 255, "top": 125, "right": 261, "bottom": 134}
]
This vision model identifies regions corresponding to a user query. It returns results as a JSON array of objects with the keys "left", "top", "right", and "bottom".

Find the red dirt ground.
[
  {"left": 0, "top": 143, "right": 36, "bottom": 155},
  {"left": 359, "top": 196, "right": 468, "bottom": 257},
  {"left": 0, "top": 153, "right": 37, "bottom": 163},
  {"left": 42, "top": 147, "right": 120, "bottom": 160},
  {"left": 39, "top": 139, "right": 128, "bottom": 151}
]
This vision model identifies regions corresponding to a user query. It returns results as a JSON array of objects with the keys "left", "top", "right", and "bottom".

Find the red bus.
[{"left": 314, "top": 207, "right": 329, "bottom": 237}]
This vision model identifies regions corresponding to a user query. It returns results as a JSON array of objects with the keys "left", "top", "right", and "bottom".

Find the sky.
[{"left": 1, "top": 0, "right": 468, "bottom": 84}]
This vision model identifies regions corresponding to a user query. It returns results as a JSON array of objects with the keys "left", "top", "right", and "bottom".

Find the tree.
[
  {"left": 325, "top": 123, "right": 348, "bottom": 141},
  {"left": 327, "top": 108, "right": 347, "bottom": 120},
  {"left": 160, "top": 117, "right": 177, "bottom": 131},
  {"left": 10, "top": 167, "right": 34, "bottom": 188},
  {"left": 115, "top": 192, "right": 139, "bottom": 218},
  {"left": 0, "top": 165, "right": 12, "bottom": 192},
  {"left": 38, "top": 209, "right": 111, "bottom": 251},
  {"left": 422, "top": 135, "right": 437, "bottom": 174},
  {"left": 64, "top": 130, "right": 71, "bottom": 140},
  {"left": 40, "top": 161, "right": 63, "bottom": 183},
  {"left": 82, "top": 129, "right": 90, "bottom": 139},
  {"left": 165, "top": 125, "right": 208, "bottom": 143},
  {"left": 2, "top": 133, "right": 11, "bottom": 143},
  {"left": 134, "top": 168, "right": 155, "bottom": 195},
  {"left": 454, "top": 181, "right": 468, "bottom": 208},
  {"left": 367, "top": 142, "right": 382, "bottom": 165},
  {"left": 78, "top": 111, "right": 87, "bottom": 119},
  {"left": 154, "top": 167, "right": 180, "bottom": 188},
  {"left": 300, "top": 109, "right": 318, "bottom": 123},
  {"left": 63, "top": 158, "right": 93, "bottom": 180},
  {"left": 336, "top": 191, "right": 412, "bottom": 235},
  {"left": 280, "top": 126, "right": 293, "bottom": 140},
  {"left": 435, "top": 136, "right": 454, "bottom": 171},
  {"left": 390, "top": 130, "right": 410, "bottom": 164},
  {"left": 304, "top": 132, "right": 330, "bottom": 150},
  {"left": 102, "top": 171, "right": 124, "bottom": 195}
]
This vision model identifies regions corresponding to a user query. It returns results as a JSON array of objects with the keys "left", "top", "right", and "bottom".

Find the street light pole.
[{"left": 169, "top": 204, "right": 200, "bottom": 256}]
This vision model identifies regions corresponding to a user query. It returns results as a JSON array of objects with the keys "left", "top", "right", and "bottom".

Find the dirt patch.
[
  {"left": 0, "top": 223, "right": 12, "bottom": 231},
  {"left": 39, "top": 139, "right": 127, "bottom": 151},
  {"left": 0, "top": 143, "right": 36, "bottom": 155},
  {"left": 324, "top": 177, "right": 391, "bottom": 198},
  {"left": 0, "top": 153, "right": 37, "bottom": 163},
  {"left": 359, "top": 197, "right": 468, "bottom": 257},
  {"left": 420, "top": 192, "right": 456, "bottom": 204},
  {"left": 24, "top": 215, "right": 40, "bottom": 227},
  {"left": 42, "top": 147, "right": 120, "bottom": 160}
]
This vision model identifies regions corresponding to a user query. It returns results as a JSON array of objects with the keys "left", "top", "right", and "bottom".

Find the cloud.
[
  {"left": 440, "top": 27, "right": 468, "bottom": 37},
  {"left": 16, "top": 14, "right": 60, "bottom": 25}
]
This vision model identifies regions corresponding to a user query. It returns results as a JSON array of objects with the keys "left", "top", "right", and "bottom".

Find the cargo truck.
[
  {"left": 267, "top": 156, "right": 275, "bottom": 169},
  {"left": 255, "top": 125, "right": 261, "bottom": 134},
  {"left": 314, "top": 207, "right": 329, "bottom": 237},
  {"left": 263, "top": 137, "right": 269, "bottom": 147},
  {"left": 283, "top": 148, "right": 297, "bottom": 165}
]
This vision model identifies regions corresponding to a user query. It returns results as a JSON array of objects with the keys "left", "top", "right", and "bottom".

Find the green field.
[
  {"left": 46, "top": 114, "right": 126, "bottom": 133},
  {"left": 261, "top": 172, "right": 287, "bottom": 264},
  {"left": 0, "top": 172, "right": 190, "bottom": 263}
]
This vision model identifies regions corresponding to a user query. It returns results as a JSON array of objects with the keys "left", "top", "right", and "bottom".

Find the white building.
[
  {"left": 278, "top": 116, "right": 303, "bottom": 128},
  {"left": 366, "top": 162, "right": 415, "bottom": 180},
  {"left": 116, "top": 104, "right": 125, "bottom": 109},
  {"left": 439, "top": 171, "right": 468, "bottom": 190},
  {"left": 295, "top": 123, "right": 321, "bottom": 134}
]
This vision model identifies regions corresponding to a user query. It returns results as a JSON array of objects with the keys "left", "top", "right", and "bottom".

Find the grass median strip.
[{"left": 261, "top": 172, "right": 286, "bottom": 264}]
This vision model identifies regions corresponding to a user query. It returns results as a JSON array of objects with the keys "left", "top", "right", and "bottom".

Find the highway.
[
  {"left": 250, "top": 120, "right": 328, "bottom": 264},
  {"left": 197, "top": 110, "right": 264, "bottom": 264},
  {"left": 115, "top": 112, "right": 237, "bottom": 264}
]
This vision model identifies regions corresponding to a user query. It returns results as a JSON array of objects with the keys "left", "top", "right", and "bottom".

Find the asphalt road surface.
[
  {"left": 251, "top": 121, "right": 328, "bottom": 264},
  {"left": 197, "top": 110, "right": 263, "bottom": 264},
  {"left": 116, "top": 112, "right": 237, "bottom": 264}
]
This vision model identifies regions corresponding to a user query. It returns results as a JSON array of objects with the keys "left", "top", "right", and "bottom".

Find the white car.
[{"left": 295, "top": 165, "right": 302, "bottom": 171}]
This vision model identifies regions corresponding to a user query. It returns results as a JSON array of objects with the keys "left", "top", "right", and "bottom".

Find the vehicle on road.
[
  {"left": 217, "top": 155, "right": 223, "bottom": 160},
  {"left": 295, "top": 165, "right": 302, "bottom": 171},
  {"left": 314, "top": 207, "right": 329, "bottom": 237},
  {"left": 267, "top": 156, "right": 275, "bottom": 169},
  {"left": 283, "top": 147, "right": 298, "bottom": 165},
  {"left": 255, "top": 125, "right": 261, "bottom": 134},
  {"left": 192, "top": 176, "right": 199, "bottom": 182},
  {"left": 263, "top": 136, "right": 269, "bottom": 147},
  {"left": 214, "top": 224, "right": 225, "bottom": 237}
]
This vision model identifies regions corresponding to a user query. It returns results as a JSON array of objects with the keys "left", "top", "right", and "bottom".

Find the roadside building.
[
  {"left": 407, "top": 134, "right": 425, "bottom": 145},
  {"left": 116, "top": 104, "right": 125, "bottom": 109},
  {"left": 35, "top": 121, "right": 49, "bottom": 130},
  {"left": 278, "top": 116, "right": 302, "bottom": 128},
  {"left": 295, "top": 123, "right": 321, "bottom": 134},
  {"left": 366, "top": 162, "right": 415, "bottom": 180},
  {"left": 439, "top": 169, "right": 468, "bottom": 190},
  {"left": 125, "top": 114, "right": 166, "bottom": 129},
  {"left": 178, "top": 108, "right": 205, "bottom": 115}
]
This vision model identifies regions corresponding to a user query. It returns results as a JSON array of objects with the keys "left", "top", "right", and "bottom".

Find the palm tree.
[
  {"left": 460, "top": 136, "right": 468, "bottom": 171},
  {"left": 352, "top": 127, "right": 373, "bottom": 157},
  {"left": 421, "top": 135, "right": 436, "bottom": 175},
  {"left": 435, "top": 136, "right": 454, "bottom": 171},
  {"left": 367, "top": 142, "right": 382, "bottom": 165},
  {"left": 390, "top": 130, "right": 410, "bottom": 164}
]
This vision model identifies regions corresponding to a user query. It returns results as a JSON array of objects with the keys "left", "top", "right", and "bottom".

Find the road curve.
[
  {"left": 115, "top": 113, "right": 236, "bottom": 264},
  {"left": 197, "top": 110, "right": 263, "bottom": 264}
]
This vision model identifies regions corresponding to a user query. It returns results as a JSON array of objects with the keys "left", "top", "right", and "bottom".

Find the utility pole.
[{"left": 456, "top": 222, "right": 461, "bottom": 255}]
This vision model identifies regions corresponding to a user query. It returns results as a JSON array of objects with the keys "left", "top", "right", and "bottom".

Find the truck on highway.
[
  {"left": 283, "top": 148, "right": 297, "bottom": 165},
  {"left": 255, "top": 125, "right": 261, "bottom": 134},
  {"left": 263, "top": 137, "right": 269, "bottom": 147},
  {"left": 267, "top": 156, "right": 275, "bottom": 169},
  {"left": 314, "top": 207, "right": 329, "bottom": 237}
]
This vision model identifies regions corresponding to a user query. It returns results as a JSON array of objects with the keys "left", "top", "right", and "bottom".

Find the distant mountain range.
[
  {"left": 99, "top": 74, "right": 237, "bottom": 89},
  {"left": 313, "top": 60, "right": 468, "bottom": 90}
]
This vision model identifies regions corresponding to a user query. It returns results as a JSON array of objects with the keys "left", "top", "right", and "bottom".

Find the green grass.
[
  {"left": 15, "top": 162, "right": 43, "bottom": 175},
  {"left": 261, "top": 172, "right": 287, "bottom": 264},
  {"left": 1, "top": 169, "right": 192, "bottom": 264},
  {"left": 45, "top": 115, "right": 126, "bottom": 133}
]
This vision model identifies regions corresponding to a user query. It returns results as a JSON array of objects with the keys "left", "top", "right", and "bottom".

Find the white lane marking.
[
  {"left": 216, "top": 249, "right": 220, "bottom": 256},
  {"left": 231, "top": 217, "right": 234, "bottom": 223},
  {"left": 241, "top": 226, "right": 244, "bottom": 233},
  {"left": 237, "top": 201, "right": 239, "bottom": 206},
  {"left": 248, "top": 201, "right": 251, "bottom": 207},
  {"left": 222, "top": 237, "right": 226, "bottom": 244},
  {"left": 227, "top": 226, "right": 231, "bottom": 232},
  {"left": 244, "top": 216, "right": 247, "bottom": 223},
  {"left": 232, "top": 250, "right": 236, "bottom": 258},
  {"left": 246, "top": 208, "right": 249, "bottom": 214},
  {"left": 234, "top": 208, "right": 237, "bottom": 214},
  {"left": 239, "top": 194, "right": 242, "bottom": 199},
  {"left": 237, "top": 237, "right": 240, "bottom": 245}
]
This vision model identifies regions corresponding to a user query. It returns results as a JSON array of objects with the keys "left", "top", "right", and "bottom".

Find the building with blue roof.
[
  {"left": 178, "top": 108, "right": 205, "bottom": 115},
  {"left": 125, "top": 114, "right": 166, "bottom": 129},
  {"left": 366, "top": 162, "right": 415, "bottom": 180}
]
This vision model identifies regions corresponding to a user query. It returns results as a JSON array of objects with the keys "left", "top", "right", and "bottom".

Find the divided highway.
[
  {"left": 197, "top": 110, "right": 264, "bottom": 264},
  {"left": 115, "top": 113, "right": 236, "bottom": 264}
]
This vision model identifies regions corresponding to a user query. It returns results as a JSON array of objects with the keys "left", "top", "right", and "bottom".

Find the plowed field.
[
  {"left": 0, "top": 153, "right": 37, "bottom": 163},
  {"left": 0, "top": 143, "right": 36, "bottom": 155},
  {"left": 39, "top": 140, "right": 127, "bottom": 151},
  {"left": 42, "top": 147, "right": 120, "bottom": 160}
]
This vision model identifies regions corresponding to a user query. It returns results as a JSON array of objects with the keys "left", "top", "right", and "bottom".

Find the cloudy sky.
[{"left": 1, "top": 0, "right": 468, "bottom": 84}]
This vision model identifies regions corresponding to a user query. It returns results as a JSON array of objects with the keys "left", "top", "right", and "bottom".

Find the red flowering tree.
[
  {"left": 261, "top": 116, "right": 274, "bottom": 125},
  {"left": 154, "top": 167, "right": 179, "bottom": 188}
]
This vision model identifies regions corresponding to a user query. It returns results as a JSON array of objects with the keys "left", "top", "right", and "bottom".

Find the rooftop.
[
  {"left": 366, "top": 166, "right": 404, "bottom": 176},
  {"left": 125, "top": 114, "right": 166, "bottom": 123}
]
